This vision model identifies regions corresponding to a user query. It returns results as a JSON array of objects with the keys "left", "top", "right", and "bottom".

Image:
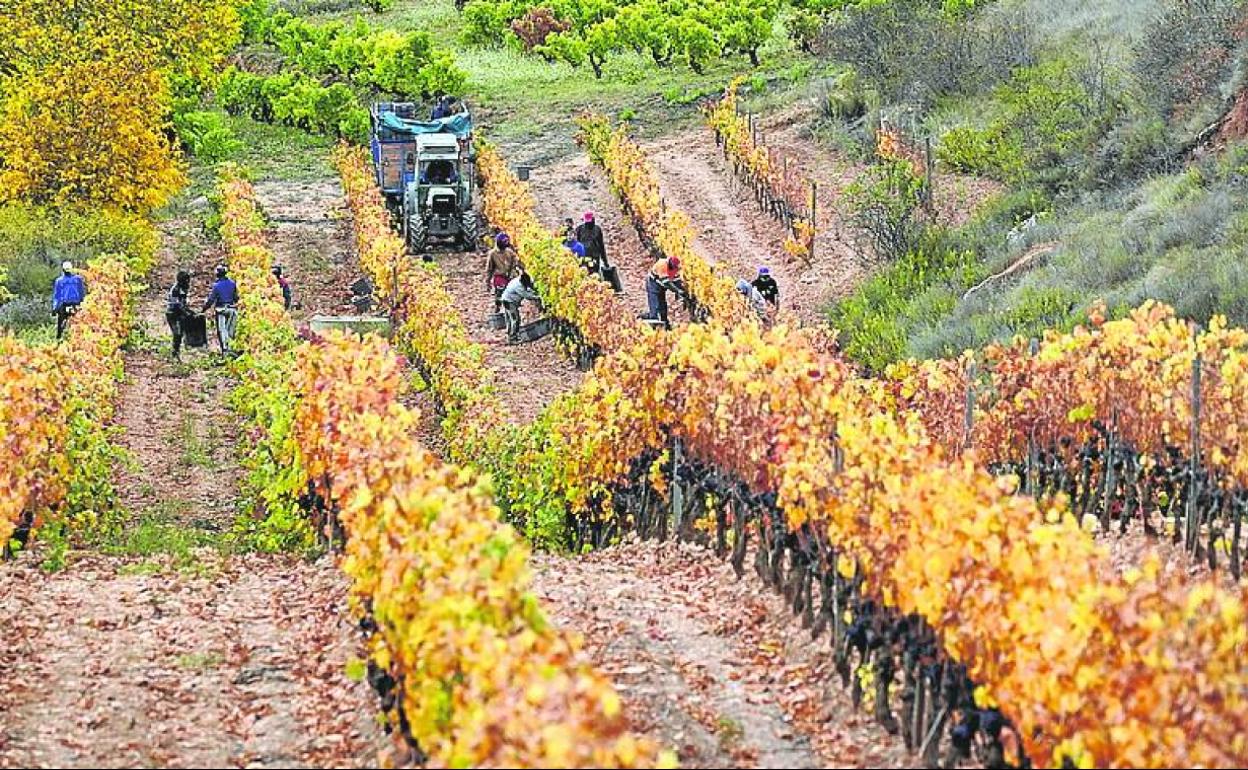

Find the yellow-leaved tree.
[{"left": 0, "top": 0, "right": 240, "bottom": 213}]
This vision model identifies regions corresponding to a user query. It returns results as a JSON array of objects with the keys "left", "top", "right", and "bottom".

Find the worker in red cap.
[
  {"left": 574, "top": 210, "right": 607, "bottom": 275},
  {"left": 644, "top": 255, "right": 683, "bottom": 330}
]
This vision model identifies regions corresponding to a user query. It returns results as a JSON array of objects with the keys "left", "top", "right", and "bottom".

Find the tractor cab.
[{"left": 369, "top": 101, "right": 480, "bottom": 254}]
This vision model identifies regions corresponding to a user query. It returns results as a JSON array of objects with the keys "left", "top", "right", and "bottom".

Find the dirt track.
[
  {"left": 531, "top": 539, "right": 916, "bottom": 769},
  {"left": 0, "top": 178, "right": 385, "bottom": 769}
]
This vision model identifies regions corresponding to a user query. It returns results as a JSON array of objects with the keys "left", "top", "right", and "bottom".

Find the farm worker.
[
  {"left": 421, "top": 159, "right": 458, "bottom": 185},
  {"left": 500, "top": 271, "right": 541, "bottom": 343},
  {"left": 736, "top": 279, "right": 769, "bottom": 322},
  {"left": 272, "top": 265, "right": 292, "bottom": 310},
  {"left": 430, "top": 96, "right": 453, "bottom": 120},
  {"left": 644, "top": 256, "right": 682, "bottom": 330},
  {"left": 752, "top": 266, "right": 779, "bottom": 310},
  {"left": 575, "top": 211, "right": 607, "bottom": 274},
  {"left": 166, "top": 270, "right": 193, "bottom": 360},
  {"left": 485, "top": 233, "right": 519, "bottom": 313},
  {"left": 51, "top": 261, "right": 87, "bottom": 341},
  {"left": 202, "top": 264, "right": 239, "bottom": 355},
  {"left": 563, "top": 217, "right": 576, "bottom": 243}
]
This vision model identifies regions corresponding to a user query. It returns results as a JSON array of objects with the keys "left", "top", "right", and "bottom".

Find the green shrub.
[
  {"left": 843, "top": 158, "right": 927, "bottom": 263},
  {"left": 937, "top": 124, "right": 1023, "bottom": 179},
  {"left": 173, "top": 110, "right": 243, "bottom": 163},
  {"left": 217, "top": 68, "right": 369, "bottom": 141},
  {"left": 0, "top": 296, "right": 49, "bottom": 333},
  {"left": 828, "top": 240, "right": 978, "bottom": 371},
  {"left": 819, "top": 69, "right": 867, "bottom": 122},
  {"left": 0, "top": 204, "right": 157, "bottom": 300},
  {"left": 999, "top": 284, "right": 1083, "bottom": 336},
  {"left": 937, "top": 56, "right": 1123, "bottom": 186}
]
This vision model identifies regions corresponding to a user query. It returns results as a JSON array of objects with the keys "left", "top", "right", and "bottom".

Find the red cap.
[
  {"left": 583, "top": 211, "right": 595, "bottom": 222},
  {"left": 668, "top": 256, "right": 681, "bottom": 270}
]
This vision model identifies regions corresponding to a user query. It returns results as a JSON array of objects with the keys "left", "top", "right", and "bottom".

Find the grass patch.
[
  {"left": 176, "top": 650, "right": 225, "bottom": 670},
  {"left": 189, "top": 114, "right": 336, "bottom": 187},
  {"left": 715, "top": 715, "right": 745, "bottom": 752},
  {"left": 176, "top": 413, "right": 217, "bottom": 470},
  {"left": 101, "top": 499, "right": 226, "bottom": 569}
]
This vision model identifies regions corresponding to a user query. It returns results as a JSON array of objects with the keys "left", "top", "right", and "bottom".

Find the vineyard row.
[
  {"left": 890, "top": 301, "right": 1248, "bottom": 576},
  {"left": 339, "top": 140, "right": 1248, "bottom": 768},
  {"left": 1, "top": 243, "right": 152, "bottom": 553},
  {"left": 218, "top": 168, "right": 669, "bottom": 767}
]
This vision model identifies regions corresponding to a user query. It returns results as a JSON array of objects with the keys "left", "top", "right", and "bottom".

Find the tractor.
[{"left": 369, "top": 101, "right": 480, "bottom": 254}]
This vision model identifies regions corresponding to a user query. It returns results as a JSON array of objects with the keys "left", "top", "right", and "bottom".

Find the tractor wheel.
[
  {"left": 408, "top": 215, "right": 429, "bottom": 256},
  {"left": 460, "top": 210, "right": 481, "bottom": 252}
]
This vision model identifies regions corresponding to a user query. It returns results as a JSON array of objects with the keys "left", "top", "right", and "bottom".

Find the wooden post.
[
  {"left": 1026, "top": 338, "right": 1039, "bottom": 494},
  {"left": 963, "top": 358, "right": 977, "bottom": 453},
  {"left": 1101, "top": 411, "right": 1118, "bottom": 531},
  {"left": 1186, "top": 344, "right": 1203, "bottom": 553},
  {"left": 391, "top": 258, "right": 399, "bottom": 310},
  {"left": 672, "top": 437, "right": 685, "bottom": 540},
  {"left": 809, "top": 181, "right": 818, "bottom": 260}
]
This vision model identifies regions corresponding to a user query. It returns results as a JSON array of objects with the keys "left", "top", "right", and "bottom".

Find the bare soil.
[
  {"left": 528, "top": 154, "right": 692, "bottom": 327},
  {"left": 531, "top": 539, "right": 916, "bottom": 770},
  {"left": 254, "top": 179, "right": 360, "bottom": 325},
  {"left": 429, "top": 248, "right": 587, "bottom": 425},
  {"left": 0, "top": 184, "right": 385, "bottom": 769}
]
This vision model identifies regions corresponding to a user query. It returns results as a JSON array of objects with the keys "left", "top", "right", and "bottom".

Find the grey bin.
[
  {"left": 487, "top": 312, "right": 507, "bottom": 330},
  {"left": 307, "top": 314, "right": 392, "bottom": 338},
  {"left": 513, "top": 316, "right": 554, "bottom": 343},
  {"left": 515, "top": 165, "right": 532, "bottom": 181}
]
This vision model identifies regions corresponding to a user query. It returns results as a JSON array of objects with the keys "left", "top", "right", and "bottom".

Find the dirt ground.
[
  {"left": 531, "top": 539, "right": 915, "bottom": 770},
  {"left": 0, "top": 184, "right": 385, "bottom": 769},
  {"left": 254, "top": 179, "right": 360, "bottom": 326},
  {"left": 527, "top": 155, "right": 692, "bottom": 327},
  {"left": 428, "top": 247, "right": 588, "bottom": 425}
]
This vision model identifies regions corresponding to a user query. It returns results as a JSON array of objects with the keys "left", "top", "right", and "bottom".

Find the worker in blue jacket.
[
  {"left": 51, "top": 261, "right": 87, "bottom": 341},
  {"left": 202, "top": 265, "right": 239, "bottom": 354}
]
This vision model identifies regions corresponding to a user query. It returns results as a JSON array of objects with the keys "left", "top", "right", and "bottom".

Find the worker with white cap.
[{"left": 51, "top": 260, "right": 87, "bottom": 341}]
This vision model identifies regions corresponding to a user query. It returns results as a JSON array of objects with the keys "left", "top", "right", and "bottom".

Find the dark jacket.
[
  {"left": 167, "top": 284, "right": 191, "bottom": 316},
  {"left": 752, "top": 274, "right": 779, "bottom": 306},
  {"left": 575, "top": 221, "right": 607, "bottom": 263}
]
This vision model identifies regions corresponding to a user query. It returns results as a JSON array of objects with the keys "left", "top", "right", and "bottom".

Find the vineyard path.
[
  {"left": 0, "top": 184, "right": 383, "bottom": 769},
  {"left": 530, "top": 540, "right": 916, "bottom": 770},
  {"left": 404, "top": 157, "right": 913, "bottom": 768},
  {"left": 528, "top": 152, "right": 692, "bottom": 328},
  {"left": 427, "top": 246, "right": 586, "bottom": 425}
]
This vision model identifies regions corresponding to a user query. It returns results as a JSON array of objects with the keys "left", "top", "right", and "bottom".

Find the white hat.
[{"left": 62, "top": 261, "right": 73, "bottom": 271}]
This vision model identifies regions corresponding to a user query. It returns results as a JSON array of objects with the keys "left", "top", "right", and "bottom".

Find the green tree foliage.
[
  {"left": 218, "top": 69, "right": 371, "bottom": 141},
  {"left": 250, "top": 12, "right": 468, "bottom": 98},
  {"left": 462, "top": 0, "right": 783, "bottom": 77}
]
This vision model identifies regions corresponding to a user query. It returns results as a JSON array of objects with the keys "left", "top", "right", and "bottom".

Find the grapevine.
[
  {"left": 345, "top": 130, "right": 1248, "bottom": 769},
  {"left": 577, "top": 112, "right": 753, "bottom": 326},
  {"left": 1, "top": 248, "right": 152, "bottom": 550},
  {"left": 888, "top": 301, "right": 1248, "bottom": 574},
  {"left": 223, "top": 165, "right": 671, "bottom": 766},
  {"left": 476, "top": 142, "right": 641, "bottom": 357},
  {"left": 706, "top": 77, "right": 816, "bottom": 263}
]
